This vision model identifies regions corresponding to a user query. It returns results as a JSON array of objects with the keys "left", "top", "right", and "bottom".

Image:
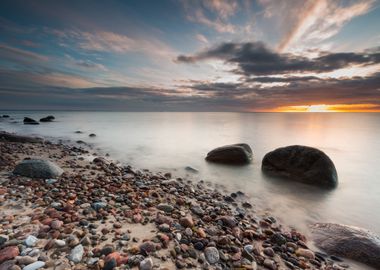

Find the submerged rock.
[
  {"left": 262, "top": 145, "right": 337, "bottom": 188},
  {"left": 23, "top": 117, "right": 39, "bottom": 125},
  {"left": 13, "top": 159, "right": 64, "bottom": 179},
  {"left": 89, "top": 133, "right": 96, "bottom": 137},
  {"left": 311, "top": 223, "right": 380, "bottom": 269},
  {"left": 206, "top": 143, "right": 252, "bottom": 164},
  {"left": 39, "top": 115, "right": 55, "bottom": 122},
  {"left": 0, "top": 132, "right": 43, "bottom": 143}
]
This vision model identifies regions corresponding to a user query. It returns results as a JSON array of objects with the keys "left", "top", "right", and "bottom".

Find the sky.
[{"left": 0, "top": 0, "right": 379, "bottom": 112}]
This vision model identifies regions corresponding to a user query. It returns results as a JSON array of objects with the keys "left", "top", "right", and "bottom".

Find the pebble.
[
  {"left": 22, "top": 261, "right": 45, "bottom": 270},
  {"left": 139, "top": 257, "right": 154, "bottom": 270},
  {"left": 296, "top": 248, "right": 315, "bottom": 259},
  {"left": 25, "top": 235, "right": 38, "bottom": 247},
  {"left": 204, "top": 247, "right": 219, "bottom": 264},
  {"left": 0, "top": 246, "right": 19, "bottom": 263},
  {"left": 156, "top": 203, "right": 174, "bottom": 213},
  {"left": 69, "top": 244, "right": 84, "bottom": 263}
]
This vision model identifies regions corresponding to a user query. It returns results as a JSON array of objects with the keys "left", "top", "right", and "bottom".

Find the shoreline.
[{"left": 0, "top": 131, "right": 359, "bottom": 269}]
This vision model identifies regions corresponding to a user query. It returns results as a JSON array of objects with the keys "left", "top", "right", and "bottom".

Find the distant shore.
[{"left": 0, "top": 131, "right": 346, "bottom": 269}]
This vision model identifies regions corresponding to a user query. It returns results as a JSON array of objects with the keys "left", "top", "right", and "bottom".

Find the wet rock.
[
  {"left": 23, "top": 117, "right": 39, "bottom": 125},
  {"left": 206, "top": 143, "right": 252, "bottom": 164},
  {"left": 39, "top": 116, "right": 55, "bottom": 122},
  {"left": 296, "top": 248, "right": 315, "bottom": 259},
  {"left": 204, "top": 247, "right": 219, "bottom": 264},
  {"left": 190, "top": 205, "right": 205, "bottom": 216},
  {"left": 89, "top": 133, "right": 96, "bottom": 137},
  {"left": 0, "top": 132, "right": 43, "bottom": 143},
  {"left": 262, "top": 145, "right": 337, "bottom": 188},
  {"left": 13, "top": 159, "right": 64, "bottom": 179},
  {"left": 139, "top": 257, "right": 153, "bottom": 270},
  {"left": 0, "top": 246, "right": 19, "bottom": 263},
  {"left": 263, "top": 259, "right": 277, "bottom": 270},
  {"left": 22, "top": 261, "right": 45, "bottom": 270},
  {"left": 68, "top": 244, "right": 84, "bottom": 263},
  {"left": 312, "top": 223, "right": 380, "bottom": 268},
  {"left": 185, "top": 166, "right": 198, "bottom": 173},
  {"left": 271, "top": 233, "right": 287, "bottom": 246}
]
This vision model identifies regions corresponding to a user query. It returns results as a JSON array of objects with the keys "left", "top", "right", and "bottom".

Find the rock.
[
  {"left": 139, "top": 257, "right": 153, "bottom": 270},
  {"left": 271, "top": 233, "right": 287, "bottom": 246},
  {"left": 206, "top": 143, "right": 252, "bottom": 164},
  {"left": 179, "top": 216, "right": 194, "bottom": 228},
  {"left": 25, "top": 235, "right": 38, "bottom": 247},
  {"left": 0, "top": 260, "right": 17, "bottom": 270},
  {"left": 263, "top": 259, "right": 277, "bottom": 270},
  {"left": 296, "top": 248, "right": 315, "bottom": 259},
  {"left": 13, "top": 159, "right": 64, "bottom": 179},
  {"left": 2, "top": 115, "right": 9, "bottom": 118},
  {"left": 204, "top": 247, "right": 219, "bottom": 264},
  {"left": 92, "top": 202, "right": 107, "bottom": 211},
  {"left": 262, "top": 145, "right": 337, "bottom": 188},
  {"left": 89, "top": 133, "right": 96, "bottom": 137},
  {"left": 0, "top": 132, "right": 43, "bottom": 143},
  {"left": 16, "top": 256, "right": 37, "bottom": 265},
  {"left": 185, "top": 166, "right": 198, "bottom": 173},
  {"left": 0, "top": 235, "right": 8, "bottom": 246},
  {"left": 54, "top": 240, "right": 66, "bottom": 247},
  {"left": 0, "top": 246, "right": 19, "bottom": 263},
  {"left": 22, "top": 261, "right": 45, "bottom": 270},
  {"left": 23, "top": 117, "right": 39, "bottom": 125},
  {"left": 103, "top": 258, "right": 117, "bottom": 270},
  {"left": 39, "top": 116, "right": 55, "bottom": 122},
  {"left": 69, "top": 244, "right": 84, "bottom": 263},
  {"left": 312, "top": 223, "right": 380, "bottom": 268},
  {"left": 156, "top": 203, "right": 174, "bottom": 213}
]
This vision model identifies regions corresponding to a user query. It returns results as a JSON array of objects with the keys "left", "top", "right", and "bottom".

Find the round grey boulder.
[
  {"left": 13, "top": 159, "right": 64, "bottom": 179},
  {"left": 206, "top": 143, "right": 252, "bottom": 164},
  {"left": 262, "top": 145, "right": 337, "bottom": 188},
  {"left": 311, "top": 223, "right": 380, "bottom": 269}
]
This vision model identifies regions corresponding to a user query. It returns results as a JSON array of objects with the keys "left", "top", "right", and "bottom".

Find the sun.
[{"left": 306, "top": 104, "right": 329, "bottom": 112}]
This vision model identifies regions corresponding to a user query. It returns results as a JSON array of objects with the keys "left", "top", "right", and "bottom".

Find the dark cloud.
[{"left": 176, "top": 42, "right": 380, "bottom": 76}]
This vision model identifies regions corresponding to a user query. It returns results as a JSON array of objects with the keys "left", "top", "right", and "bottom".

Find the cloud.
[
  {"left": 176, "top": 42, "right": 380, "bottom": 75},
  {"left": 195, "top": 34, "right": 209, "bottom": 44},
  {"left": 275, "top": 0, "right": 375, "bottom": 52},
  {"left": 181, "top": 0, "right": 237, "bottom": 33},
  {"left": 0, "top": 43, "right": 49, "bottom": 63},
  {"left": 48, "top": 29, "right": 177, "bottom": 58}
]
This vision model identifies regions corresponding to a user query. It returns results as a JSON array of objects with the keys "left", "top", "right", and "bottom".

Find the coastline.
[{"left": 0, "top": 131, "right": 352, "bottom": 269}]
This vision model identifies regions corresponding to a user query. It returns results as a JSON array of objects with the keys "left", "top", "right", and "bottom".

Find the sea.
[{"left": 1, "top": 111, "right": 380, "bottom": 239}]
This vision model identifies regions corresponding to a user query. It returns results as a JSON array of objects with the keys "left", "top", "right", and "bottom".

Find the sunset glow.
[{"left": 274, "top": 104, "right": 380, "bottom": 112}]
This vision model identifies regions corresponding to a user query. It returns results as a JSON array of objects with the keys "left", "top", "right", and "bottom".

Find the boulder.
[
  {"left": 311, "top": 223, "right": 380, "bottom": 269},
  {"left": 262, "top": 145, "right": 337, "bottom": 188},
  {"left": 24, "top": 117, "right": 39, "bottom": 125},
  {"left": 0, "top": 132, "right": 43, "bottom": 143},
  {"left": 40, "top": 115, "right": 55, "bottom": 122},
  {"left": 206, "top": 143, "right": 252, "bottom": 164},
  {"left": 13, "top": 159, "right": 64, "bottom": 179}
]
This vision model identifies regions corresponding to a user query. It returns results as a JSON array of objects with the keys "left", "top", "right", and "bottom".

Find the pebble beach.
[{"left": 0, "top": 132, "right": 350, "bottom": 270}]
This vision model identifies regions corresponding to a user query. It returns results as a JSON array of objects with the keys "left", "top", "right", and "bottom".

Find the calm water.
[{"left": 1, "top": 112, "right": 380, "bottom": 236}]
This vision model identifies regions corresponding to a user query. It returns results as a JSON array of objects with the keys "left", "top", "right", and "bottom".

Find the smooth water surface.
[{"left": 1, "top": 112, "right": 380, "bottom": 236}]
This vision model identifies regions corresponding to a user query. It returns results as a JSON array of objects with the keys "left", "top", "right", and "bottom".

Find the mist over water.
[{"left": 1, "top": 111, "right": 380, "bottom": 235}]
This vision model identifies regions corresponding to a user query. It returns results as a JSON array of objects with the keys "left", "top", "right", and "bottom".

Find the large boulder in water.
[
  {"left": 23, "top": 117, "right": 39, "bottom": 125},
  {"left": 13, "top": 159, "right": 63, "bottom": 179},
  {"left": 40, "top": 115, "right": 55, "bottom": 122},
  {"left": 311, "top": 223, "right": 380, "bottom": 269},
  {"left": 206, "top": 143, "right": 252, "bottom": 164},
  {"left": 262, "top": 145, "right": 337, "bottom": 188}
]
